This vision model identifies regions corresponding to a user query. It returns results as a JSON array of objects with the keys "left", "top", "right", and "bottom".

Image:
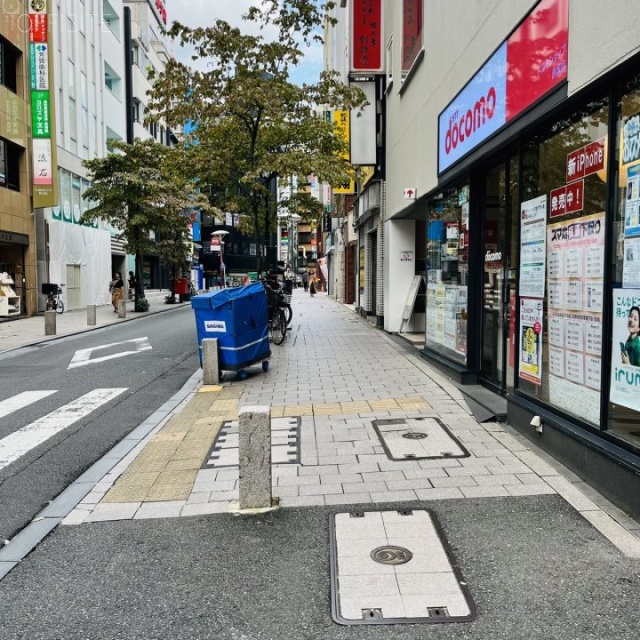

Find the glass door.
[{"left": 481, "top": 156, "right": 518, "bottom": 392}]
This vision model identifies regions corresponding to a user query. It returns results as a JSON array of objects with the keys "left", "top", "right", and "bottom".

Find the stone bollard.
[
  {"left": 202, "top": 338, "right": 220, "bottom": 385},
  {"left": 238, "top": 406, "right": 272, "bottom": 510},
  {"left": 87, "top": 304, "right": 96, "bottom": 326},
  {"left": 44, "top": 310, "right": 56, "bottom": 335},
  {"left": 117, "top": 299, "right": 126, "bottom": 318}
]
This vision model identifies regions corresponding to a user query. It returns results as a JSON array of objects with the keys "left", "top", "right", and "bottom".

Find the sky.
[{"left": 166, "top": 0, "right": 325, "bottom": 86}]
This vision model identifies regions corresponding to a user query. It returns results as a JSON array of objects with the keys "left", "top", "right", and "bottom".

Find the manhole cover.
[
  {"left": 370, "top": 545, "right": 413, "bottom": 565},
  {"left": 402, "top": 432, "right": 428, "bottom": 440},
  {"left": 330, "top": 510, "right": 476, "bottom": 626}
]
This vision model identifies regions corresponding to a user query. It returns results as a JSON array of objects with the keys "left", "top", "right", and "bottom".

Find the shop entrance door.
[{"left": 481, "top": 156, "right": 518, "bottom": 393}]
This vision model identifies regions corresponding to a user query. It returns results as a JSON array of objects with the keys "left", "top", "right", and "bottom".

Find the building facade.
[
  {"left": 329, "top": 0, "right": 640, "bottom": 518},
  {"left": 0, "top": 6, "right": 35, "bottom": 318}
]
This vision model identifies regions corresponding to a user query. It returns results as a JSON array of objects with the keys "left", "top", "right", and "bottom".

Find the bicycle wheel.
[
  {"left": 272, "top": 309, "right": 287, "bottom": 345},
  {"left": 282, "top": 303, "right": 292, "bottom": 326},
  {"left": 56, "top": 299, "right": 64, "bottom": 314}
]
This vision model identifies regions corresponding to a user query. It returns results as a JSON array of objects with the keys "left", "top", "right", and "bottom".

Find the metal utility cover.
[
  {"left": 372, "top": 417, "right": 469, "bottom": 460},
  {"left": 201, "top": 417, "right": 300, "bottom": 468},
  {"left": 329, "top": 509, "right": 476, "bottom": 625}
]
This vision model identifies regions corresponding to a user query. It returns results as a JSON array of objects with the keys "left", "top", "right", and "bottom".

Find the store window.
[
  {"left": 520, "top": 98, "right": 609, "bottom": 426},
  {"left": 425, "top": 182, "right": 470, "bottom": 364},
  {"left": 0, "top": 37, "right": 19, "bottom": 93},
  {"left": 608, "top": 73, "right": 640, "bottom": 446}
]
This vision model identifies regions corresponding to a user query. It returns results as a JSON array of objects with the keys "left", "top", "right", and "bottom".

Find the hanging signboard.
[{"left": 351, "top": 0, "right": 383, "bottom": 73}]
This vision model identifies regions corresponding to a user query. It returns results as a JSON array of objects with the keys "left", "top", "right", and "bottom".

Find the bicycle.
[
  {"left": 45, "top": 284, "right": 65, "bottom": 314},
  {"left": 263, "top": 280, "right": 288, "bottom": 345}
]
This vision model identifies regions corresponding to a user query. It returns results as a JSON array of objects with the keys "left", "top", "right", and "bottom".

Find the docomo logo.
[{"left": 445, "top": 87, "right": 497, "bottom": 155}]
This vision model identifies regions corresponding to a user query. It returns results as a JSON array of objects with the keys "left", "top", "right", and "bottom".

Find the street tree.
[
  {"left": 147, "top": 0, "right": 366, "bottom": 273},
  {"left": 81, "top": 139, "right": 210, "bottom": 309}
]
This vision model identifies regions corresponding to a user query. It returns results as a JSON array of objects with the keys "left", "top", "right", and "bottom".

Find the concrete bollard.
[
  {"left": 117, "top": 299, "right": 126, "bottom": 318},
  {"left": 202, "top": 338, "right": 220, "bottom": 385},
  {"left": 44, "top": 310, "right": 56, "bottom": 335},
  {"left": 238, "top": 406, "right": 272, "bottom": 510},
  {"left": 87, "top": 304, "right": 96, "bottom": 326}
]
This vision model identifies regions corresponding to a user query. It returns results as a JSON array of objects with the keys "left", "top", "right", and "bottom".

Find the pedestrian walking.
[
  {"left": 109, "top": 272, "right": 124, "bottom": 312},
  {"left": 309, "top": 270, "right": 316, "bottom": 297},
  {"left": 302, "top": 270, "right": 309, "bottom": 292}
]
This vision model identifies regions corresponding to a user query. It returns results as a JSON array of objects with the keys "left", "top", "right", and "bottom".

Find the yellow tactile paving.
[
  {"left": 314, "top": 402, "right": 343, "bottom": 415},
  {"left": 284, "top": 404, "right": 313, "bottom": 416},
  {"left": 396, "top": 397, "right": 431, "bottom": 410},
  {"left": 340, "top": 402, "right": 372, "bottom": 414},
  {"left": 270, "top": 406, "right": 285, "bottom": 418},
  {"left": 368, "top": 399, "right": 401, "bottom": 411},
  {"left": 210, "top": 398, "right": 239, "bottom": 413},
  {"left": 198, "top": 385, "right": 223, "bottom": 393}
]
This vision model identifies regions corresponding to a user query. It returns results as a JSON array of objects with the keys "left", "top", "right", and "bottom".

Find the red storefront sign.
[
  {"left": 566, "top": 137, "right": 606, "bottom": 183},
  {"left": 550, "top": 180, "right": 584, "bottom": 218},
  {"left": 351, "top": 0, "right": 382, "bottom": 72},
  {"left": 29, "top": 13, "right": 48, "bottom": 43},
  {"left": 505, "top": 0, "right": 568, "bottom": 121}
]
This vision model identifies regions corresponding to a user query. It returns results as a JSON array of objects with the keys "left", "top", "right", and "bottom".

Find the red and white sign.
[
  {"left": 566, "top": 137, "right": 606, "bottom": 183},
  {"left": 29, "top": 13, "right": 48, "bottom": 42},
  {"left": 550, "top": 180, "right": 584, "bottom": 218},
  {"left": 403, "top": 187, "right": 417, "bottom": 200},
  {"left": 351, "top": 0, "right": 383, "bottom": 72}
]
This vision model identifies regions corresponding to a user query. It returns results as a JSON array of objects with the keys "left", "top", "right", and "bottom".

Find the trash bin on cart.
[{"left": 191, "top": 282, "right": 270, "bottom": 374}]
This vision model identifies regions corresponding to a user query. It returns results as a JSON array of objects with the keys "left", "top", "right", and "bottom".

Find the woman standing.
[{"left": 110, "top": 272, "right": 124, "bottom": 312}]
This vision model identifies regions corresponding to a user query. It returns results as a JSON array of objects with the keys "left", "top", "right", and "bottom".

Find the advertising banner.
[
  {"left": 333, "top": 110, "right": 355, "bottom": 194},
  {"left": 610, "top": 289, "right": 640, "bottom": 412},
  {"left": 438, "top": 0, "right": 568, "bottom": 173},
  {"left": 402, "top": 0, "right": 422, "bottom": 72}
]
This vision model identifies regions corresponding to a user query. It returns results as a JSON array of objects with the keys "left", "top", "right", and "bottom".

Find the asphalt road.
[
  {"left": 0, "top": 307, "right": 199, "bottom": 543},
  {"left": 1, "top": 497, "right": 639, "bottom": 639}
]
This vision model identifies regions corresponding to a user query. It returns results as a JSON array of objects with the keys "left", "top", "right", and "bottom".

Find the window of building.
[
  {"left": 0, "top": 37, "right": 19, "bottom": 93},
  {"left": 102, "top": 0, "right": 121, "bottom": 40},
  {"left": 520, "top": 98, "right": 609, "bottom": 426},
  {"left": 608, "top": 72, "right": 640, "bottom": 446},
  {"left": 425, "top": 182, "right": 470, "bottom": 364},
  {"left": 402, "top": 0, "right": 423, "bottom": 78},
  {"left": 104, "top": 62, "right": 121, "bottom": 99}
]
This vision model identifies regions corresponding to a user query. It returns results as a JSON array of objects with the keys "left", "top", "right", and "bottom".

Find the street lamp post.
[
  {"left": 289, "top": 213, "right": 301, "bottom": 281},
  {"left": 211, "top": 230, "right": 230, "bottom": 288}
]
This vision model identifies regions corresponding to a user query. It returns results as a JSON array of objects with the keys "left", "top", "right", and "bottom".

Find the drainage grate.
[
  {"left": 201, "top": 416, "right": 300, "bottom": 469},
  {"left": 329, "top": 509, "right": 476, "bottom": 626},
  {"left": 372, "top": 417, "right": 469, "bottom": 461}
]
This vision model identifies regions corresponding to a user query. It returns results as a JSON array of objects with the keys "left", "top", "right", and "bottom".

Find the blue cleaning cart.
[{"left": 191, "top": 282, "right": 271, "bottom": 375}]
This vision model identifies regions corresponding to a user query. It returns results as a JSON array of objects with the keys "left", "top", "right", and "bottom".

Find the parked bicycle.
[
  {"left": 45, "top": 284, "right": 64, "bottom": 314},
  {"left": 263, "top": 279, "right": 290, "bottom": 345}
]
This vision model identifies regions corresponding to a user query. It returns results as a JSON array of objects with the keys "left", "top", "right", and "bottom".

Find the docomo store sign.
[{"left": 438, "top": 0, "right": 568, "bottom": 174}]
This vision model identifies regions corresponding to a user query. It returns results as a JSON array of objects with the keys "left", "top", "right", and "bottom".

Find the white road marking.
[
  {"left": 0, "top": 388, "right": 127, "bottom": 471},
  {"left": 0, "top": 391, "right": 57, "bottom": 420},
  {"left": 68, "top": 337, "right": 152, "bottom": 369}
]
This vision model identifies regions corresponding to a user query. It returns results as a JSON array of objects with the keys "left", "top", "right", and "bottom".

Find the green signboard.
[{"left": 31, "top": 91, "right": 51, "bottom": 138}]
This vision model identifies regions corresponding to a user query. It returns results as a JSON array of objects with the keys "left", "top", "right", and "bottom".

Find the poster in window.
[
  {"left": 610, "top": 288, "right": 640, "bottom": 412},
  {"left": 519, "top": 298, "right": 543, "bottom": 385},
  {"left": 519, "top": 195, "right": 547, "bottom": 298}
]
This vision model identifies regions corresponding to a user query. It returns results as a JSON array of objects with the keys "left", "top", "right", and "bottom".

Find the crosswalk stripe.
[
  {"left": 0, "top": 388, "right": 127, "bottom": 472},
  {"left": 0, "top": 391, "right": 57, "bottom": 420}
]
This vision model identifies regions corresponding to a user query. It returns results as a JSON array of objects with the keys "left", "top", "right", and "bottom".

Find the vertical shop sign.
[
  {"left": 547, "top": 213, "right": 605, "bottom": 423},
  {"left": 29, "top": 0, "right": 57, "bottom": 207},
  {"left": 519, "top": 195, "right": 547, "bottom": 298},
  {"left": 519, "top": 298, "right": 544, "bottom": 385},
  {"left": 610, "top": 289, "right": 640, "bottom": 412},
  {"left": 333, "top": 110, "right": 355, "bottom": 194},
  {"left": 402, "top": 0, "right": 422, "bottom": 72},
  {"left": 351, "top": 0, "right": 383, "bottom": 72}
]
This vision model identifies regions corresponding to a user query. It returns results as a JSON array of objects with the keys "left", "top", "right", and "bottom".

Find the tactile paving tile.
[
  {"left": 330, "top": 509, "right": 476, "bottom": 625},
  {"left": 372, "top": 418, "right": 469, "bottom": 461},
  {"left": 201, "top": 417, "right": 300, "bottom": 469}
]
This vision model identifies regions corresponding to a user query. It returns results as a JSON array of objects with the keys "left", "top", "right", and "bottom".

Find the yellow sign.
[{"left": 333, "top": 110, "right": 355, "bottom": 195}]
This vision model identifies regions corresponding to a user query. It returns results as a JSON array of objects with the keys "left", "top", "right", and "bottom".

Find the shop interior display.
[{"left": 0, "top": 272, "right": 20, "bottom": 317}]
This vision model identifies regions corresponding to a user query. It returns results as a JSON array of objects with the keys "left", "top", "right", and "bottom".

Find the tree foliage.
[
  {"left": 147, "top": 0, "right": 365, "bottom": 271},
  {"left": 81, "top": 139, "right": 210, "bottom": 301}
]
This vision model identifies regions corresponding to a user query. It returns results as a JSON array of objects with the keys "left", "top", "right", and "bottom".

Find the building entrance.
[{"left": 480, "top": 156, "right": 519, "bottom": 393}]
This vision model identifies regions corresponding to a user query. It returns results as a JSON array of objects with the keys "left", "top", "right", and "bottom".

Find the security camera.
[{"left": 530, "top": 415, "right": 543, "bottom": 433}]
